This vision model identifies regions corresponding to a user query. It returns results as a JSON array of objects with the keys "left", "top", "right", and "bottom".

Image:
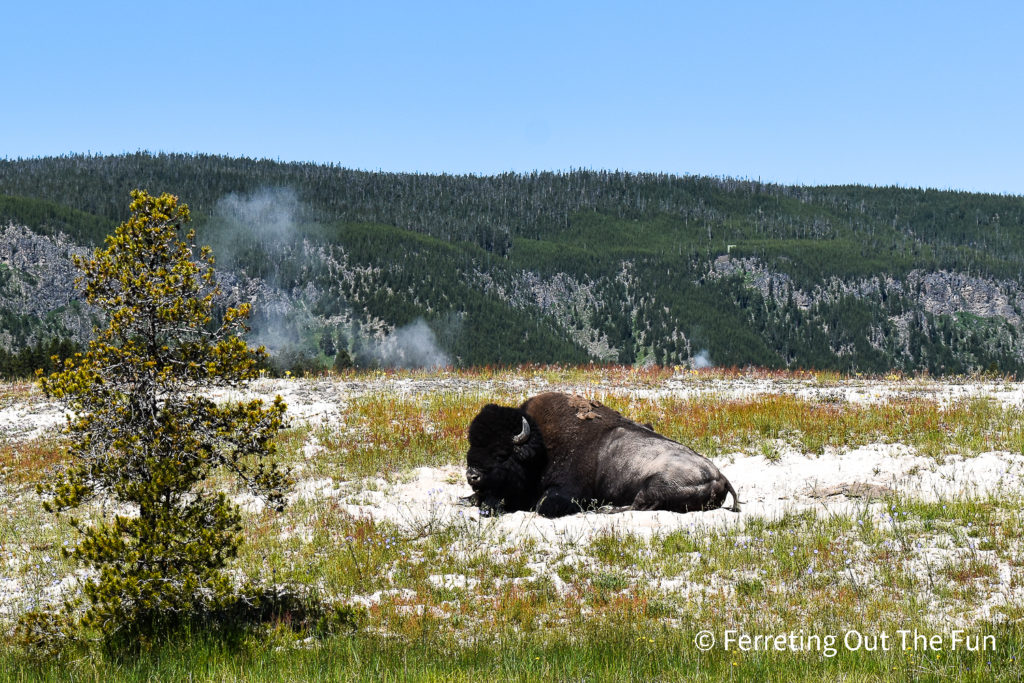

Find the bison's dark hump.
[{"left": 468, "top": 403, "right": 527, "bottom": 447}]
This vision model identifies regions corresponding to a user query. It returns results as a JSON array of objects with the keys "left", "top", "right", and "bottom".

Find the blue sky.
[{"left": 4, "top": 1, "right": 1023, "bottom": 194}]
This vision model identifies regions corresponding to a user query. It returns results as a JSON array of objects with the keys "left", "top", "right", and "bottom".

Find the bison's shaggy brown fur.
[{"left": 465, "top": 392, "right": 739, "bottom": 518}]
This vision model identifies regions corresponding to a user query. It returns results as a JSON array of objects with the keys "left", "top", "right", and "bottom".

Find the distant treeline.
[
  {"left": 0, "top": 338, "right": 79, "bottom": 380},
  {"left": 2, "top": 153, "right": 1023, "bottom": 284}
]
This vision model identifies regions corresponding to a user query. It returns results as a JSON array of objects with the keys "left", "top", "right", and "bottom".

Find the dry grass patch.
[{"left": 0, "top": 439, "right": 65, "bottom": 486}]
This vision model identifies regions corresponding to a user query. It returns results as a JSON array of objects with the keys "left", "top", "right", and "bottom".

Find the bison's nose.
[{"left": 466, "top": 468, "right": 482, "bottom": 486}]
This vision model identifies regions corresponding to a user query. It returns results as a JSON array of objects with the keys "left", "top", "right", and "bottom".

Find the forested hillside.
[{"left": 1, "top": 153, "right": 1023, "bottom": 376}]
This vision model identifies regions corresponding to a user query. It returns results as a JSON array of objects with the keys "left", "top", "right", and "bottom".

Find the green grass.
[{"left": 1, "top": 620, "right": 1020, "bottom": 682}]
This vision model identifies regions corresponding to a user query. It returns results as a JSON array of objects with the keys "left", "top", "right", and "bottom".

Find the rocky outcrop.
[
  {"left": 708, "top": 255, "right": 1024, "bottom": 324},
  {"left": 908, "top": 270, "right": 1021, "bottom": 323},
  {"left": 0, "top": 223, "right": 88, "bottom": 315},
  {"left": 0, "top": 224, "right": 96, "bottom": 347}
]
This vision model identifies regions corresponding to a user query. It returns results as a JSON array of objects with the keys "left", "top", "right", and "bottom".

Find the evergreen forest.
[{"left": 1, "top": 153, "right": 1023, "bottom": 376}]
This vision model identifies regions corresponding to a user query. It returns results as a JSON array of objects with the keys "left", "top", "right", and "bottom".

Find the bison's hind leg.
[
  {"left": 628, "top": 488, "right": 662, "bottom": 511},
  {"left": 631, "top": 477, "right": 732, "bottom": 513}
]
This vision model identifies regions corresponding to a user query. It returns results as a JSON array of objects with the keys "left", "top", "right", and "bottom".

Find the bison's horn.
[{"left": 513, "top": 417, "right": 531, "bottom": 445}]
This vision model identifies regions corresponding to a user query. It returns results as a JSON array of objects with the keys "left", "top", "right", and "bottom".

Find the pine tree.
[{"left": 28, "top": 190, "right": 290, "bottom": 641}]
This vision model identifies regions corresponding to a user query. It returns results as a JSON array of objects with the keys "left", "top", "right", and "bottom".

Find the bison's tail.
[{"left": 725, "top": 480, "right": 741, "bottom": 513}]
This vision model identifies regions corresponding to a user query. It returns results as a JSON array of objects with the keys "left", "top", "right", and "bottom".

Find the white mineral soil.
[
  {"left": 6, "top": 375, "right": 1024, "bottom": 544},
  {"left": 4, "top": 374, "right": 1024, "bottom": 626},
  {"left": 211, "top": 374, "right": 1024, "bottom": 544}
]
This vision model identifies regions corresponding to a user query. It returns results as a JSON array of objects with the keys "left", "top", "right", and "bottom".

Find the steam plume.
[
  {"left": 692, "top": 349, "right": 713, "bottom": 369},
  {"left": 372, "top": 319, "right": 450, "bottom": 369},
  {"left": 214, "top": 187, "right": 301, "bottom": 244}
]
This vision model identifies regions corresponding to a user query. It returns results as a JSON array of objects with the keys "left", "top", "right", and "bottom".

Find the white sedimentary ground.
[
  {"left": 7, "top": 374, "right": 1024, "bottom": 536},
  {"left": 199, "top": 373, "right": 1024, "bottom": 552},
  {"left": 4, "top": 373, "right": 1024, "bottom": 628}
]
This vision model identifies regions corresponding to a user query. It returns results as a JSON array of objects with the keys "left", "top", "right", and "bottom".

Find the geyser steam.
[{"left": 372, "top": 318, "right": 450, "bottom": 369}]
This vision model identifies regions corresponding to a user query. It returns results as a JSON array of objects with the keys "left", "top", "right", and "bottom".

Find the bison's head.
[{"left": 465, "top": 403, "right": 546, "bottom": 515}]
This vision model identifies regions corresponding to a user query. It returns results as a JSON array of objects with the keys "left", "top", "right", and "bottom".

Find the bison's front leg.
[
  {"left": 535, "top": 488, "right": 585, "bottom": 518},
  {"left": 474, "top": 495, "right": 506, "bottom": 517},
  {"left": 456, "top": 493, "right": 479, "bottom": 507}
]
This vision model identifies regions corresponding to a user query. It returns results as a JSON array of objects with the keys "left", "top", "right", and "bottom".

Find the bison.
[{"left": 464, "top": 392, "right": 740, "bottom": 518}]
